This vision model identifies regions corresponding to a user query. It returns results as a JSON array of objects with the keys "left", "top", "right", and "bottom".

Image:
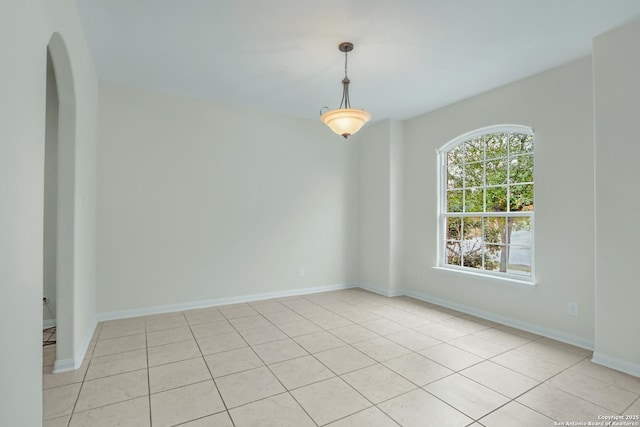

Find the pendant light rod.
[{"left": 338, "top": 42, "right": 353, "bottom": 109}]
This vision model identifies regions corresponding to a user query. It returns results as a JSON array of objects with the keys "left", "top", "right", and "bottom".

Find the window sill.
[{"left": 432, "top": 266, "right": 536, "bottom": 288}]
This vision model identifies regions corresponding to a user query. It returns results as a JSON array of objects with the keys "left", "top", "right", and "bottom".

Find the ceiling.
[{"left": 76, "top": 0, "right": 640, "bottom": 122}]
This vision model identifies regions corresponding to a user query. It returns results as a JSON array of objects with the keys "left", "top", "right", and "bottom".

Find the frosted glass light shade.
[{"left": 321, "top": 108, "right": 371, "bottom": 138}]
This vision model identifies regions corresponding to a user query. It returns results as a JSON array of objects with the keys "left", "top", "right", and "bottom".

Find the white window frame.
[{"left": 437, "top": 124, "right": 535, "bottom": 283}]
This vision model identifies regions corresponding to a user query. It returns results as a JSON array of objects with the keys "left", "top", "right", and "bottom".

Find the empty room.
[{"left": 2, "top": 1, "right": 640, "bottom": 426}]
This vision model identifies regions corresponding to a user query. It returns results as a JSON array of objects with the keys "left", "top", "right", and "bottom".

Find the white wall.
[
  {"left": 97, "top": 82, "right": 359, "bottom": 314},
  {"left": 389, "top": 120, "right": 404, "bottom": 295},
  {"left": 0, "top": 4, "right": 49, "bottom": 424},
  {"left": 593, "top": 21, "right": 640, "bottom": 375},
  {"left": 357, "top": 121, "right": 392, "bottom": 292},
  {"left": 357, "top": 119, "right": 404, "bottom": 295},
  {"left": 44, "top": 52, "right": 59, "bottom": 326},
  {"left": 0, "top": 0, "right": 98, "bottom": 424},
  {"left": 401, "top": 58, "right": 596, "bottom": 346}
]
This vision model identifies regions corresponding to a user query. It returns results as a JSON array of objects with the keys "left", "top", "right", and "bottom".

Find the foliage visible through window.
[{"left": 440, "top": 126, "right": 534, "bottom": 279}]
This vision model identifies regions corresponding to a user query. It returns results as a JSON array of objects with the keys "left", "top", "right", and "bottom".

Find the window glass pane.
[
  {"left": 464, "top": 188, "right": 483, "bottom": 212},
  {"left": 509, "top": 133, "right": 534, "bottom": 155},
  {"left": 484, "top": 244, "right": 505, "bottom": 272},
  {"left": 485, "top": 133, "right": 508, "bottom": 160},
  {"left": 509, "top": 217, "right": 532, "bottom": 244},
  {"left": 447, "top": 163, "right": 463, "bottom": 189},
  {"left": 508, "top": 246, "right": 531, "bottom": 275},
  {"left": 462, "top": 216, "right": 483, "bottom": 269},
  {"left": 506, "top": 217, "right": 532, "bottom": 274},
  {"left": 447, "top": 145, "right": 464, "bottom": 168},
  {"left": 446, "top": 217, "right": 462, "bottom": 240},
  {"left": 464, "top": 137, "right": 484, "bottom": 163},
  {"left": 510, "top": 154, "right": 533, "bottom": 184},
  {"left": 462, "top": 237, "right": 483, "bottom": 270},
  {"left": 484, "top": 217, "right": 506, "bottom": 244},
  {"left": 486, "top": 158, "right": 507, "bottom": 186},
  {"left": 446, "top": 243, "right": 462, "bottom": 266},
  {"left": 486, "top": 186, "right": 507, "bottom": 212},
  {"left": 509, "top": 184, "right": 534, "bottom": 211},
  {"left": 463, "top": 217, "right": 482, "bottom": 239},
  {"left": 464, "top": 161, "right": 484, "bottom": 187},
  {"left": 447, "top": 190, "right": 463, "bottom": 212}
]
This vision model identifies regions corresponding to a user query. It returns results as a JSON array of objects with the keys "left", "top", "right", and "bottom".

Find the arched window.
[{"left": 438, "top": 125, "right": 534, "bottom": 281}]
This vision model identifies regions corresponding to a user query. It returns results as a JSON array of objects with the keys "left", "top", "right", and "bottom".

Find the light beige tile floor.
[{"left": 43, "top": 288, "right": 640, "bottom": 426}]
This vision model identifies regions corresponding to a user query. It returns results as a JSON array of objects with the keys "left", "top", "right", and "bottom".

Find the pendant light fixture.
[{"left": 320, "top": 42, "right": 371, "bottom": 139}]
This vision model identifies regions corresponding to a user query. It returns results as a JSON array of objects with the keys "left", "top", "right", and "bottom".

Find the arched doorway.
[
  {"left": 43, "top": 47, "right": 59, "bottom": 346},
  {"left": 46, "top": 33, "right": 77, "bottom": 372}
]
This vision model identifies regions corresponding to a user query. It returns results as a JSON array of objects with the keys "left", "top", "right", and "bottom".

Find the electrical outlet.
[
  {"left": 298, "top": 267, "right": 305, "bottom": 278},
  {"left": 567, "top": 302, "right": 578, "bottom": 316},
  {"left": 43, "top": 297, "right": 48, "bottom": 304}
]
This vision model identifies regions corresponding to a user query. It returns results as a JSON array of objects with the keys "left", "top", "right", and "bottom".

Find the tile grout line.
[
  {"left": 218, "top": 295, "right": 428, "bottom": 424},
  {"left": 445, "top": 333, "right": 592, "bottom": 423},
  {"left": 515, "top": 352, "right": 624, "bottom": 420},
  {"left": 185, "top": 310, "right": 236, "bottom": 427},
  {"left": 222, "top": 308, "right": 321, "bottom": 426},
  {"left": 321, "top": 291, "right": 596, "bottom": 425},
  {"left": 145, "top": 315, "right": 152, "bottom": 427},
  {"left": 280, "top": 295, "right": 428, "bottom": 424},
  {"left": 64, "top": 325, "right": 97, "bottom": 425},
  {"left": 58, "top": 331, "right": 149, "bottom": 420},
  {"left": 491, "top": 352, "right": 601, "bottom": 423},
  {"left": 69, "top": 316, "right": 197, "bottom": 423}
]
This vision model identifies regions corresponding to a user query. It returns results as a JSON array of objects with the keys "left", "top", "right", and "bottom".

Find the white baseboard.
[
  {"left": 592, "top": 352, "right": 640, "bottom": 378},
  {"left": 357, "top": 283, "right": 404, "bottom": 298},
  {"left": 53, "top": 316, "right": 98, "bottom": 373},
  {"left": 403, "top": 289, "right": 594, "bottom": 350},
  {"left": 52, "top": 357, "right": 75, "bottom": 373},
  {"left": 97, "top": 283, "right": 359, "bottom": 322},
  {"left": 43, "top": 319, "right": 56, "bottom": 329}
]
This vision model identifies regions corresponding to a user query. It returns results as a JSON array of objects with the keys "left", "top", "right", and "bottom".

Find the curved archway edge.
[{"left": 47, "top": 32, "right": 77, "bottom": 372}]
